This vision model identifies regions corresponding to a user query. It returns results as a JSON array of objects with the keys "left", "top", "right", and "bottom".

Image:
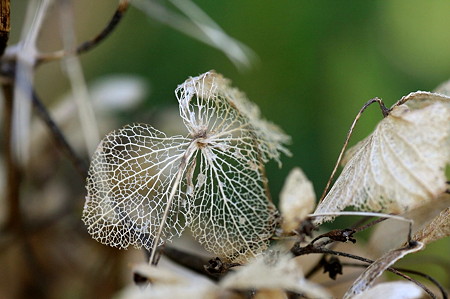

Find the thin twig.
[
  {"left": 31, "top": 89, "right": 89, "bottom": 179},
  {"left": 76, "top": 0, "right": 129, "bottom": 55},
  {"left": 2, "top": 83, "right": 22, "bottom": 231},
  {"left": 59, "top": 0, "right": 100, "bottom": 155},
  {"left": 342, "top": 263, "right": 447, "bottom": 299},
  {"left": 309, "top": 212, "right": 413, "bottom": 243},
  {"left": 305, "top": 219, "right": 388, "bottom": 277},
  {"left": 36, "top": 0, "right": 130, "bottom": 63},
  {"left": 292, "top": 245, "right": 437, "bottom": 298},
  {"left": 352, "top": 216, "right": 387, "bottom": 233},
  {"left": 319, "top": 97, "right": 389, "bottom": 202},
  {"left": 149, "top": 146, "right": 196, "bottom": 265}
]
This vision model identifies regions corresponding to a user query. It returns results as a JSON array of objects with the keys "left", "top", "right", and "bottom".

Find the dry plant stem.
[
  {"left": 59, "top": 0, "right": 99, "bottom": 155},
  {"left": 392, "top": 267, "right": 448, "bottom": 299},
  {"left": 148, "top": 149, "right": 193, "bottom": 265},
  {"left": 293, "top": 245, "right": 436, "bottom": 299},
  {"left": 395, "top": 91, "right": 445, "bottom": 107},
  {"left": 305, "top": 219, "right": 388, "bottom": 275},
  {"left": 0, "top": 0, "right": 10, "bottom": 56},
  {"left": 319, "top": 97, "right": 389, "bottom": 202},
  {"left": 352, "top": 216, "right": 387, "bottom": 233},
  {"left": 36, "top": 0, "right": 130, "bottom": 64},
  {"left": 342, "top": 263, "right": 447, "bottom": 299},
  {"left": 2, "top": 83, "right": 22, "bottom": 231},
  {"left": 162, "top": 246, "right": 220, "bottom": 281},
  {"left": 76, "top": 0, "right": 129, "bottom": 55},
  {"left": 32, "top": 90, "right": 89, "bottom": 178}
]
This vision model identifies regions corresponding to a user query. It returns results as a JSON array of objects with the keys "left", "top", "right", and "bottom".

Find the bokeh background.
[{"left": 2, "top": 0, "right": 450, "bottom": 298}]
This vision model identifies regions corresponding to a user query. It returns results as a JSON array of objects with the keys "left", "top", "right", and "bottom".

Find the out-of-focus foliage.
[
  {"left": 2, "top": 0, "right": 450, "bottom": 298},
  {"left": 11, "top": 1, "right": 450, "bottom": 196}
]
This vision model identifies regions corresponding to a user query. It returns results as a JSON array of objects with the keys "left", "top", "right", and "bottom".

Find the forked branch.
[
  {"left": 37, "top": 0, "right": 130, "bottom": 64},
  {"left": 292, "top": 243, "right": 438, "bottom": 298}
]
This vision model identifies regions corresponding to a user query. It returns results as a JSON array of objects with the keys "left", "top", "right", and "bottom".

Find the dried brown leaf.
[
  {"left": 279, "top": 167, "right": 316, "bottom": 233},
  {"left": 343, "top": 241, "right": 424, "bottom": 299},
  {"left": 314, "top": 91, "right": 450, "bottom": 223},
  {"left": 369, "top": 193, "right": 450, "bottom": 254},
  {"left": 413, "top": 207, "right": 450, "bottom": 245},
  {"left": 220, "top": 253, "right": 331, "bottom": 298}
]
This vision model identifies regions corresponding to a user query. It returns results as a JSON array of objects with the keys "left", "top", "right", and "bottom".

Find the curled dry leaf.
[
  {"left": 369, "top": 193, "right": 450, "bottom": 254},
  {"left": 343, "top": 241, "right": 424, "bottom": 299},
  {"left": 314, "top": 91, "right": 450, "bottom": 223},
  {"left": 279, "top": 167, "right": 316, "bottom": 233},
  {"left": 352, "top": 281, "right": 423, "bottom": 299},
  {"left": 82, "top": 71, "right": 290, "bottom": 262},
  {"left": 412, "top": 206, "right": 450, "bottom": 245},
  {"left": 220, "top": 253, "right": 331, "bottom": 298}
]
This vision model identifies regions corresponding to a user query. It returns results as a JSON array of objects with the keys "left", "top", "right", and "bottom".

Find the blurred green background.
[
  {"left": 5, "top": 1, "right": 450, "bottom": 297},
  {"left": 12, "top": 0, "right": 450, "bottom": 198}
]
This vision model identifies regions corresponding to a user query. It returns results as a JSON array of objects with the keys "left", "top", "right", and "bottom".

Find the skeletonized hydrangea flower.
[{"left": 82, "top": 71, "right": 290, "bottom": 263}]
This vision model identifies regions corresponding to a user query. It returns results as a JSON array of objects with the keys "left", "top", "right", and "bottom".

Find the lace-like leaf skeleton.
[{"left": 82, "top": 71, "right": 290, "bottom": 263}]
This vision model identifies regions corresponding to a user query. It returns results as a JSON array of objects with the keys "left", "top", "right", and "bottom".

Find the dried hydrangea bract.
[
  {"left": 412, "top": 206, "right": 450, "bottom": 245},
  {"left": 369, "top": 193, "right": 450, "bottom": 253},
  {"left": 314, "top": 92, "right": 450, "bottom": 223},
  {"left": 351, "top": 281, "right": 423, "bottom": 299},
  {"left": 82, "top": 71, "right": 290, "bottom": 263},
  {"left": 220, "top": 253, "right": 331, "bottom": 298},
  {"left": 343, "top": 241, "right": 424, "bottom": 299},
  {"left": 279, "top": 167, "right": 316, "bottom": 233}
]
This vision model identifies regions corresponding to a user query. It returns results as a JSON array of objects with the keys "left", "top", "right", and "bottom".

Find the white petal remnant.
[
  {"left": 280, "top": 167, "right": 316, "bottom": 233},
  {"left": 344, "top": 241, "right": 424, "bottom": 299},
  {"left": 314, "top": 91, "right": 450, "bottom": 223},
  {"left": 220, "top": 253, "right": 331, "bottom": 298},
  {"left": 119, "top": 261, "right": 219, "bottom": 299},
  {"left": 83, "top": 71, "right": 290, "bottom": 263},
  {"left": 352, "top": 281, "right": 423, "bottom": 299},
  {"left": 369, "top": 193, "right": 450, "bottom": 254}
]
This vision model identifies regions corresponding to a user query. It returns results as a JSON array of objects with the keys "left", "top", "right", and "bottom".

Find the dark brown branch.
[
  {"left": 31, "top": 89, "right": 89, "bottom": 179},
  {"left": 310, "top": 228, "right": 356, "bottom": 245},
  {"left": 2, "top": 82, "right": 22, "bottom": 231},
  {"left": 352, "top": 216, "right": 387, "bottom": 233},
  {"left": 163, "top": 246, "right": 211, "bottom": 276},
  {"left": 0, "top": 0, "right": 10, "bottom": 57},
  {"left": 154, "top": 245, "right": 222, "bottom": 281},
  {"left": 308, "top": 217, "right": 387, "bottom": 248},
  {"left": 292, "top": 244, "right": 437, "bottom": 298},
  {"left": 76, "top": 0, "right": 129, "bottom": 55},
  {"left": 37, "top": 0, "right": 130, "bottom": 64}
]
